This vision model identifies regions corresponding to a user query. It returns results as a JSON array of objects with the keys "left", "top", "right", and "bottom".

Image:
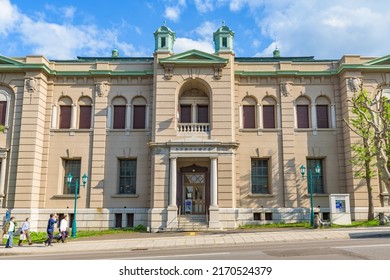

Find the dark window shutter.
[
  {"left": 113, "top": 105, "right": 126, "bottom": 129},
  {"left": 79, "top": 106, "right": 92, "bottom": 129},
  {"left": 243, "top": 105, "right": 255, "bottom": 128},
  {"left": 297, "top": 105, "right": 309, "bottom": 128},
  {"left": 197, "top": 105, "right": 209, "bottom": 123},
  {"left": 180, "top": 105, "right": 191, "bottom": 123},
  {"left": 59, "top": 105, "right": 71, "bottom": 129},
  {"left": 263, "top": 105, "right": 275, "bottom": 128},
  {"left": 316, "top": 105, "right": 329, "bottom": 128},
  {"left": 0, "top": 101, "right": 6, "bottom": 125},
  {"left": 133, "top": 105, "right": 146, "bottom": 129}
]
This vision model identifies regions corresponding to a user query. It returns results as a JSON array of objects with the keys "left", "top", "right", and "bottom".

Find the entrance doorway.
[
  {"left": 183, "top": 173, "right": 205, "bottom": 214},
  {"left": 178, "top": 164, "right": 210, "bottom": 215}
]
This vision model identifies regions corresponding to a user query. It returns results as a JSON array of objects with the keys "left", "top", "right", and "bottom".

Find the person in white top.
[
  {"left": 18, "top": 217, "right": 32, "bottom": 246},
  {"left": 59, "top": 215, "right": 68, "bottom": 243},
  {"left": 5, "top": 216, "right": 15, "bottom": 248}
]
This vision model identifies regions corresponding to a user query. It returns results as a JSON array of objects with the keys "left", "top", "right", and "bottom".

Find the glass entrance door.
[{"left": 183, "top": 173, "right": 205, "bottom": 214}]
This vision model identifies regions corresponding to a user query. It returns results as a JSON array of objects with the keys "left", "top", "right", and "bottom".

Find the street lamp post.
[
  {"left": 300, "top": 164, "right": 320, "bottom": 227},
  {"left": 67, "top": 172, "right": 88, "bottom": 238}
]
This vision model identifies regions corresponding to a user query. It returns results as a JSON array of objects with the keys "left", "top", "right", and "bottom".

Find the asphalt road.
[{"left": 2, "top": 237, "right": 390, "bottom": 260}]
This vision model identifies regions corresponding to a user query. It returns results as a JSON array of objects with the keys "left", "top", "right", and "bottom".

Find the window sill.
[
  {"left": 111, "top": 194, "right": 139, "bottom": 198},
  {"left": 248, "top": 193, "right": 274, "bottom": 198},
  {"left": 239, "top": 128, "right": 280, "bottom": 132},
  {"left": 304, "top": 193, "right": 328, "bottom": 197},
  {"left": 51, "top": 129, "right": 92, "bottom": 134},
  {"left": 52, "top": 194, "right": 80, "bottom": 199}
]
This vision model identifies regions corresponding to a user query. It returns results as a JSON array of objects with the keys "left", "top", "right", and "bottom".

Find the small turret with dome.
[
  {"left": 213, "top": 21, "right": 235, "bottom": 53},
  {"left": 154, "top": 21, "right": 176, "bottom": 54}
]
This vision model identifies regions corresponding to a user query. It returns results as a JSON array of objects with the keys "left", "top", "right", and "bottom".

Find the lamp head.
[
  {"left": 82, "top": 173, "right": 88, "bottom": 186},
  {"left": 315, "top": 163, "right": 321, "bottom": 175},
  {"left": 67, "top": 173, "right": 73, "bottom": 184},
  {"left": 300, "top": 165, "right": 306, "bottom": 176}
]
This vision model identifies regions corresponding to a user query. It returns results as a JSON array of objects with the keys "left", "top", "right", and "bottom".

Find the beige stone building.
[{"left": 0, "top": 24, "right": 389, "bottom": 232}]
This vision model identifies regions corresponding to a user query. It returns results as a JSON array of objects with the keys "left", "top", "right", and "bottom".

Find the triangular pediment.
[
  {"left": 364, "top": 55, "right": 390, "bottom": 66},
  {"left": 0, "top": 55, "right": 24, "bottom": 66},
  {"left": 159, "top": 49, "right": 228, "bottom": 66}
]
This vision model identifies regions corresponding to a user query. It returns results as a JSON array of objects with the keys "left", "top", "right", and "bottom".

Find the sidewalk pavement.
[{"left": 1, "top": 226, "right": 390, "bottom": 256}]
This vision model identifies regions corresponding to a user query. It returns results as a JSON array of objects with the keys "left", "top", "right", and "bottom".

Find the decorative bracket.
[
  {"left": 25, "top": 77, "right": 36, "bottom": 93},
  {"left": 280, "top": 82, "right": 292, "bottom": 97},
  {"left": 163, "top": 64, "right": 174, "bottom": 80},
  {"left": 96, "top": 82, "right": 107, "bottom": 97},
  {"left": 348, "top": 77, "right": 362, "bottom": 92},
  {"left": 213, "top": 66, "right": 222, "bottom": 80}
]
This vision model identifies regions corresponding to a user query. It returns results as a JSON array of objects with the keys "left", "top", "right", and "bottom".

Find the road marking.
[
  {"left": 108, "top": 252, "right": 231, "bottom": 260},
  {"left": 336, "top": 244, "right": 390, "bottom": 249}
]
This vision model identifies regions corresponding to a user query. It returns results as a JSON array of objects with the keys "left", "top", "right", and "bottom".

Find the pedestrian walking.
[
  {"left": 18, "top": 217, "right": 32, "bottom": 246},
  {"left": 4, "top": 216, "right": 16, "bottom": 248},
  {"left": 59, "top": 214, "right": 68, "bottom": 243},
  {"left": 44, "top": 213, "right": 57, "bottom": 246}
]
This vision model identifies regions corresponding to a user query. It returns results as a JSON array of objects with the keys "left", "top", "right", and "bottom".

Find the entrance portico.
[{"left": 166, "top": 143, "right": 235, "bottom": 230}]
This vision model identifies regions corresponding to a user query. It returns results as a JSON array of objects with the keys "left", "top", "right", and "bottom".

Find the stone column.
[
  {"left": 311, "top": 104, "right": 317, "bottom": 130},
  {"left": 71, "top": 103, "right": 77, "bottom": 129},
  {"left": 191, "top": 103, "right": 197, "bottom": 123},
  {"left": 277, "top": 103, "right": 281, "bottom": 129},
  {"left": 0, "top": 156, "right": 7, "bottom": 198},
  {"left": 126, "top": 103, "right": 131, "bottom": 129},
  {"left": 145, "top": 104, "right": 150, "bottom": 129},
  {"left": 331, "top": 104, "right": 336, "bottom": 129},
  {"left": 51, "top": 104, "right": 57, "bottom": 129},
  {"left": 106, "top": 105, "right": 112, "bottom": 129},
  {"left": 167, "top": 157, "right": 178, "bottom": 230},
  {"left": 257, "top": 104, "right": 262, "bottom": 129},
  {"left": 209, "top": 157, "right": 221, "bottom": 230},
  {"left": 238, "top": 105, "right": 243, "bottom": 129}
]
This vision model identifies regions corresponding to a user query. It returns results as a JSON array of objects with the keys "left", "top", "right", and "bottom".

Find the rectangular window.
[
  {"left": 307, "top": 159, "right": 324, "bottom": 193},
  {"left": 222, "top": 37, "right": 228, "bottom": 47},
  {"left": 79, "top": 105, "right": 92, "bottom": 129},
  {"left": 0, "top": 101, "right": 6, "bottom": 125},
  {"left": 263, "top": 105, "right": 275, "bottom": 129},
  {"left": 243, "top": 105, "right": 256, "bottom": 128},
  {"left": 297, "top": 105, "right": 309, "bottom": 128},
  {"left": 316, "top": 105, "right": 329, "bottom": 128},
  {"left": 251, "top": 158, "right": 269, "bottom": 194},
  {"left": 63, "top": 159, "right": 81, "bottom": 194},
  {"left": 59, "top": 105, "right": 71, "bottom": 129},
  {"left": 115, "top": 214, "right": 122, "bottom": 228},
  {"left": 113, "top": 105, "right": 126, "bottom": 129},
  {"left": 161, "top": 37, "right": 166, "bottom": 48},
  {"left": 127, "top": 213, "right": 134, "bottom": 228},
  {"left": 180, "top": 105, "right": 191, "bottom": 123},
  {"left": 133, "top": 105, "right": 146, "bottom": 129},
  {"left": 197, "top": 105, "right": 209, "bottom": 123},
  {"left": 119, "top": 159, "right": 137, "bottom": 194}
]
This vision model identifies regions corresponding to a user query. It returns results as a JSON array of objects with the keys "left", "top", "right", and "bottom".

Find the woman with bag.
[
  {"left": 18, "top": 217, "right": 32, "bottom": 246},
  {"left": 59, "top": 215, "right": 68, "bottom": 243}
]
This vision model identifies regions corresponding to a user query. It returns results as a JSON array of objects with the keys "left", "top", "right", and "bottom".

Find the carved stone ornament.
[
  {"left": 280, "top": 82, "right": 292, "bottom": 97},
  {"left": 25, "top": 77, "right": 36, "bottom": 92},
  {"left": 214, "top": 67, "right": 222, "bottom": 80},
  {"left": 164, "top": 64, "right": 174, "bottom": 80},
  {"left": 348, "top": 77, "right": 362, "bottom": 92},
  {"left": 96, "top": 83, "right": 106, "bottom": 97}
]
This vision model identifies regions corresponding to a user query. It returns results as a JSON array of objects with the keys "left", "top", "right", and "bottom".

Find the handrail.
[{"left": 177, "top": 123, "right": 210, "bottom": 132}]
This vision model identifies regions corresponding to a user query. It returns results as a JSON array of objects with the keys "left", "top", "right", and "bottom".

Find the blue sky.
[{"left": 1, "top": 0, "right": 390, "bottom": 60}]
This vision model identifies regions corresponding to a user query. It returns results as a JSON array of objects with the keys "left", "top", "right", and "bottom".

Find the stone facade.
[{"left": 0, "top": 24, "right": 389, "bottom": 232}]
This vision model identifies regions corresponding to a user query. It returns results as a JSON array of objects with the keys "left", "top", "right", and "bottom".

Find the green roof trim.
[
  {"left": 363, "top": 54, "right": 390, "bottom": 66},
  {"left": 0, "top": 55, "right": 25, "bottom": 66},
  {"left": 159, "top": 49, "right": 228, "bottom": 66}
]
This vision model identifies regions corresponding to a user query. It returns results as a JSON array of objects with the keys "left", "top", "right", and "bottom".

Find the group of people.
[
  {"left": 2, "top": 212, "right": 69, "bottom": 248},
  {"left": 44, "top": 213, "right": 69, "bottom": 246}
]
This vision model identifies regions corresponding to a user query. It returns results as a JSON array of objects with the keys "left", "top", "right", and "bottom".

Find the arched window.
[
  {"left": 78, "top": 97, "right": 92, "bottom": 129},
  {"left": 58, "top": 97, "right": 73, "bottom": 129},
  {"left": 316, "top": 96, "right": 330, "bottom": 129},
  {"left": 112, "top": 97, "right": 127, "bottom": 129},
  {"left": 179, "top": 88, "right": 209, "bottom": 124},
  {"left": 242, "top": 97, "right": 256, "bottom": 129},
  {"left": 0, "top": 90, "right": 11, "bottom": 127},
  {"left": 262, "top": 97, "right": 276, "bottom": 129},
  {"left": 132, "top": 97, "right": 147, "bottom": 129},
  {"left": 296, "top": 97, "right": 310, "bottom": 128}
]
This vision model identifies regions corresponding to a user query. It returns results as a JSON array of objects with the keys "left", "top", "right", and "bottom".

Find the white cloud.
[
  {"left": 174, "top": 37, "right": 214, "bottom": 54},
  {"left": 253, "top": 0, "right": 390, "bottom": 58},
  {"left": 0, "top": 0, "right": 21, "bottom": 36},
  {"left": 194, "top": 0, "right": 214, "bottom": 13},
  {"left": 194, "top": 21, "right": 217, "bottom": 40},
  {"left": 164, "top": 6, "right": 181, "bottom": 22}
]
